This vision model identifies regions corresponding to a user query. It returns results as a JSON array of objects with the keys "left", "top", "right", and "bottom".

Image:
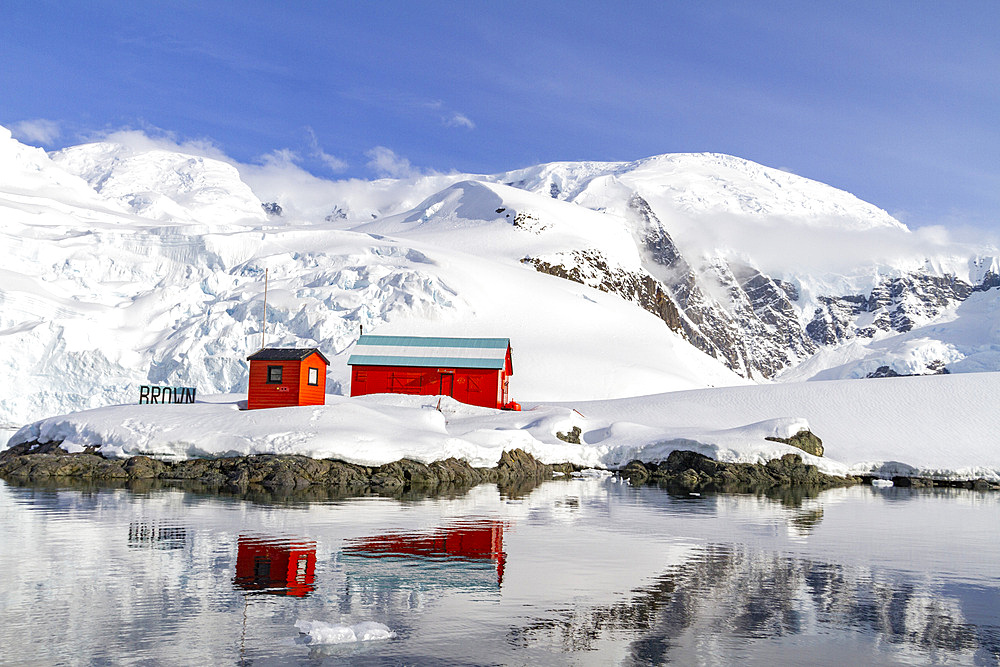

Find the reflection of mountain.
[
  {"left": 508, "top": 544, "right": 997, "bottom": 664},
  {"left": 233, "top": 536, "right": 316, "bottom": 597}
]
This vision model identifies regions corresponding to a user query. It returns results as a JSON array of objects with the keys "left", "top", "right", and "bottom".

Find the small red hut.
[
  {"left": 347, "top": 335, "right": 518, "bottom": 410},
  {"left": 246, "top": 348, "right": 329, "bottom": 410}
]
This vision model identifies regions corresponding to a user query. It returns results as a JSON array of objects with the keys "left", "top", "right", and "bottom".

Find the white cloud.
[
  {"left": 10, "top": 119, "right": 62, "bottom": 144},
  {"left": 73, "top": 126, "right": 463, "bottom": 221},
  {"left": 366, "top": 146, "right": 417, "bottom": 179},
  {"left": 88, "top": 126, "right": 230, "bottom": 161},
  {"left": 664, "top": 207, "right": 997, "bottom": 287},
  {"left": 259, "top": 148, "right": 301, "bottom": 167},
  {"left": 444, "top": 112, "right": 475, "bottom": 130},
  {"left": 305, "top": 126, "right": 348, "bottom": 173}
]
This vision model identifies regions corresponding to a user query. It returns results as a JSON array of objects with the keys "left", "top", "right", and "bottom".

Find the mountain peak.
[{"left": 51, "top": 141, "right": 267, "bottom": 225}]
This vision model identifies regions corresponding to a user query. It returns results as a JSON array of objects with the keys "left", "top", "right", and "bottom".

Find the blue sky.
[{"left": 3, "top": 1, "right": 999, "bottom": 232}]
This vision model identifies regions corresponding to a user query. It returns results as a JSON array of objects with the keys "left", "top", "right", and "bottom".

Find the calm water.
[{"left": 1, "top": 476, "right": 998, "bottom": 666}]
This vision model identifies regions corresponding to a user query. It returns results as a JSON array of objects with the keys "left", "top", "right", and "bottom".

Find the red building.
[
  {"left": 347, "top": 335, "right": 518, "bottom": 410},
  {"left": 246, "top": 348, "right": 329, "bottom": 410},
  {"left": 233, "top": 536, "right": 317, "bottom": 597}
]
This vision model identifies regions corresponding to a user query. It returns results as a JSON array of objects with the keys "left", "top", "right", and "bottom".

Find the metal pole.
[{"left": 260, "top": 268, "right": 268, "bottom": 351}]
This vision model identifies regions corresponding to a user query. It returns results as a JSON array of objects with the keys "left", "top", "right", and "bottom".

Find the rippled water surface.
[{"left": 1, "top": 477, "right": 998, "bottom": 665}]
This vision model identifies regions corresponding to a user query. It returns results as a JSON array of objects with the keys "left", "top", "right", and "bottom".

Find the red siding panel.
[
  {"left": 350, "top": 364, "right": 504, "bottom": 409},
  {"left": 297, "top": 352, "right": 327, "bottom": 406},
  {"left": 248, "top": 355, "right": 328, "bottom": 410}
]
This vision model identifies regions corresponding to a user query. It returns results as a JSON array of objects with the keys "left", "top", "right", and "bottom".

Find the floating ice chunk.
[
  {"left": 871, "top": 479, "right": 894, "bottom": 488},
  {"left": 352, "top": 622, "right": 396, "bottom": 642},
  {"left": 295, "top": 619, "right": 395, "bottom": 644},
  {"left": 572, "top": 468, "right": 612, "bottom": 479}
]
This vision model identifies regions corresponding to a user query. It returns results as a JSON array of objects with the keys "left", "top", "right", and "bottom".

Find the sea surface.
[{"left": 0, "top": 475, "right": 998, "bottom": 666}]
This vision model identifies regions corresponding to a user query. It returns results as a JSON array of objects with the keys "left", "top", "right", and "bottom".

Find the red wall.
[
  {"left": 247, "top": 354, "right": 327, "bottom": 410},
  {"left": 350, "top": 365, "right": 505, "bottom": 409},
  {"left": 297, "top": 357, "right": 327, "bottom": 405}
]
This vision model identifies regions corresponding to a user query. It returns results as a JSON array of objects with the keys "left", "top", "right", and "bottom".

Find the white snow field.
[{"left": 9, "top": 370, "right": 1000, "bottom": 481}]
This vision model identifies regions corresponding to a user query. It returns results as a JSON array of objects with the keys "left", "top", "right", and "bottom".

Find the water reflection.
[
  {"left": 340, "top": 519, "right": 506, "bottom": 590},
  {"left": 509, "top": 543, "right": 1000, "bottom": 665},
  {"left": 128, "top": 521, "right": 187, "bottom": 550},
  {"left": 233, "top": 536, "right": 317, "bottom": 597},
  {"left": 1, "top": 477, "right": 998, "bottom": 665}
]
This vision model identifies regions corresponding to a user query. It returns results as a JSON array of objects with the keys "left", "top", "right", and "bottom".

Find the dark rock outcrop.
[
  {"left": 0, "top": 442, "right": 580, "bottom": 497},
  {"left": 556, "top": 426, "right": 582, "bottom": 444},
  {"left": 764, "top": 430, "right": 824, "bottom": 457},
  {"left": 865, "top": 362, "right": 949, "bottom": 379},
  {"left": 524, "top": 251, "right": 685, "bottom": 333},
  {"left": 618, "top": 450, "right": 858, "bottom": 493}
]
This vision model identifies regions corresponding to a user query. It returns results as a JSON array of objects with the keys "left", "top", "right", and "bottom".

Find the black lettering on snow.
[
  {"left": 151, "top": 387, "right": 161, "bottom": 404},
  {"left": 139, "top": 386, "right": 150, "bottom": 404}
]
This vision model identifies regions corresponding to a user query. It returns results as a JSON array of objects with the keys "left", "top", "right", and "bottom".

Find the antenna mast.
[{"left": 260, "top": 268, "right": 268, "bottom": 351}]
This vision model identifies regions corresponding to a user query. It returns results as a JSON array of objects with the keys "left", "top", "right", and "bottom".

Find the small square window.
[
  {"left": 267, "top": 365, "right": 283, "bottom": 384},
  {"left": 308, "top": 367, "right": 319, "bottom": 386}
]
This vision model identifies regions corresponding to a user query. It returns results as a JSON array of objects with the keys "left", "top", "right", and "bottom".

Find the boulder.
[{"left": 765, "top": 430, "right": 824, "bottom": 457}]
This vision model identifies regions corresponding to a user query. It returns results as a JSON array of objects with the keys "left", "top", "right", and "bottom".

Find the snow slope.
[
  {"left": 9, "top": 370, "right": 1000, "bottom": 481},
  {"left": 496, "top": 152, "right": 906, "bottom": 232}
]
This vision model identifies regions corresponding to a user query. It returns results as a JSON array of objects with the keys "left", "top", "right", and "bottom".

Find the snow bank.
[
  {"left": 7, "top": 371, "right": 1000, "bottom": 481},
  {"left": 573, "top": 371, "right": 1000, "bottom": 481}
]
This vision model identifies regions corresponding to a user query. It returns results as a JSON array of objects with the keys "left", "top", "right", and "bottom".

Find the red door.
[{"left": 440, "top": 373, "right": 454, "bottom": 396}]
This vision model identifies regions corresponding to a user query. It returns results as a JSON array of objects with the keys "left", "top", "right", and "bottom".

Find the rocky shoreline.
[
  {"left": 1, "top": 440, "right": 997, "bottom": 498},
  {"left": 619, "top": 449, "right": 1000, "bottom": 492},
  {"left": 0, "top": 440, "right": 578, "bottom": 496},
  {"left": 619, "top": 449, "right": 861, "bottom": 493}
]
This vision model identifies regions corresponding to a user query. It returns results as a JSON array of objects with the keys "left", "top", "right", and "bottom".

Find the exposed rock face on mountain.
[
  {"left": 487, "top": 158, "right": 999, "bottom": 380},
  {"left": 523, "top": 251, "right": 685, "bottom": 334}
]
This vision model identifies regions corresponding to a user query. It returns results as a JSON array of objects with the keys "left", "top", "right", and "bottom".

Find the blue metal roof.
[{"left": 347, "top": 335, "right": 512, "bottom": 371}]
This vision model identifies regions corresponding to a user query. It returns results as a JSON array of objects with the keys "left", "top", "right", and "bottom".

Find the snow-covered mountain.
[
  {"left": 1, "top": 125, "right": 998, "bottom": 428},
  {"left": 51, "top": 142, "right": 268, "bottom": 225},
  {"left": 481, "top": 154, "right": 999, "bottom": 379}
]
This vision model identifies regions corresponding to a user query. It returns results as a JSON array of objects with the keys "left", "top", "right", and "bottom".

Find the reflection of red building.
[
  {"left": 234, "top": 536, "right": 317, "bottom": 597},
  {"left": 342, "top": 520, "right": 506, "bottom": 586}
]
